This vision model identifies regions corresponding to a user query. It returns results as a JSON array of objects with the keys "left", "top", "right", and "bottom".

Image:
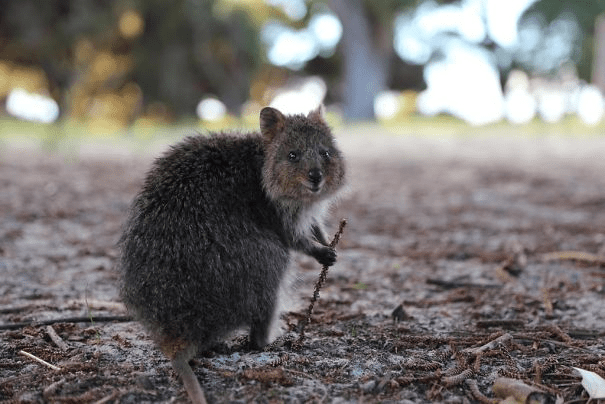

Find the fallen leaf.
[
  {"left": 492, "top": 377, "right": 552, "bottom": 404},
  {"left": 573, "top": 367, "right": 605, "bottom": 399}
]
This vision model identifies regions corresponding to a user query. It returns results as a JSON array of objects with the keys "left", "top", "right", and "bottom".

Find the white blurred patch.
[
  {"left": 196, "top": 98, "right": 227, "bottom": 121},
  {"left": 515, "top": 12, "right": 581, "bottom": 73},
  {"left": 415, "top": 0, "right": 486, "bottom": 43},
  {"left": 537, "top": 89, "right": 566, "bottom": 123},
  {"left": 308, "top": 13, "right": 343, "bottom": 55},
  {"left": 393, "top": 14, "right": 432, "bottom": 65},
  {"left": 6, "top": 88, "right": 60, "bottom": 124},
  {"left": 484, "top": 0, "right": 539, "bottom": 47},
  {"left": 576, "top": 85, "right": 604, "bottom": 125},
  {"left": 269, "top": 76, "right": 327, "bottom": 115},
  {"left": 417, "top": 41, "right": 504, "bottom": 126},
  {"left": 504, "top": 89, "right": 536, "bottom": 124},
  {"left": 392, "top": 0, "right": 585, "bottom": 125},
  {"left": 266, "top": 0, "right": 307, "bottom": 21},
  {"left": 374, "top": 91, "right": 400, "bottom": 119},
  {"left": 504, "top": 70, "right": 536, "bottom": 124},
  {"left": 262, "top": 12, "right": 342, "bottom": 70},
  {"left": 268, "top": 29, "right": 318, "bottom": 70},
  {"left": 394, "top": 0, "right": 537, "bottom": 65},
  {"left": 505, "top": 69, "right": 530, "bottom": 93}
]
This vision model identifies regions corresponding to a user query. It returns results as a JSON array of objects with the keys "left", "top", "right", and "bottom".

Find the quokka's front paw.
[{"left": 313, "top": 246, "right": 337, "bottom": 267}]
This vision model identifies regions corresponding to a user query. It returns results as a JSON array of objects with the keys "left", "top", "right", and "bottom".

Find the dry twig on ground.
[
  {"left": 18, "top": 350, "right": 61, "bottom": 371},
  {"left": 542, "top": 251, "right": 605, "bottom": 266},
  {"left": 46, "top": 325, "right": 69, "bottom": 351},
  {"left": 0, "top": 315, "right": 132, "bottom": 330}
]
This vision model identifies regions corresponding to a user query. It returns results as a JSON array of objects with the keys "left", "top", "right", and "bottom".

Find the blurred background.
[{"left": 1, "top": 0, "right": 605, "bottom": 137}]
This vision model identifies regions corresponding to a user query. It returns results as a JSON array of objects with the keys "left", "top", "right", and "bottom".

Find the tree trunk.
[
  {"left": 329, "top": 0, "right": 389, "bottom": 121},
  {"left": 592, "top": 12, "right": 605, "bottom": 92}
]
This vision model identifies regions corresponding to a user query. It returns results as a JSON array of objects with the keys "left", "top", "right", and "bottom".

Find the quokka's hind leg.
[
  {"left": 160, "top": 337, "right": 207, "bottom": 404},
  {"left": 250, "top": 282, "right": 288, "bottom": 350},
  {"left": 249, "top": 307, "right": 273, "bottom": 350}
]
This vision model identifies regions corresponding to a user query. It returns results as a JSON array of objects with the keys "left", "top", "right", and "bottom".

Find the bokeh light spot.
[{"left": 119, "top": 10, "right": 144, "bottom": 39}]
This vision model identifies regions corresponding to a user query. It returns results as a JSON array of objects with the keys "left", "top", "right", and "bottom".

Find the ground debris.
[{"left": 2, "top": 137, "right": 605, "bottom": 403}]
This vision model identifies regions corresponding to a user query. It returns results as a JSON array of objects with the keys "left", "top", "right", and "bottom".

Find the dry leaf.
[
  {"left": 573, "top": 367, "right": 605, "bottom": 399},
  {"left": 492, "top": 377, "right": 551, "bottom": 404}
]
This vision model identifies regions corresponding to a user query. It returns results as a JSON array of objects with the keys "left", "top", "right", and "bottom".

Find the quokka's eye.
[
  {"left": 288, "top": 151, "right": 300, "bottom": 162},
  {"left": 321, "top": 149, "right": 331, "bottom": 159}
]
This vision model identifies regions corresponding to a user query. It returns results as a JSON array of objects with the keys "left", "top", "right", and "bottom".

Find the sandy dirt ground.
[{"left": 1, "top": 130, "right": 605, "bottom": 403}]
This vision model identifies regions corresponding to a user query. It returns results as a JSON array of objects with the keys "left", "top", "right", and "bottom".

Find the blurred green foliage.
[
  {"left": 0, "top": 0, "right": 264, "bottom": 127},
  {"left": 525, "top": 0, "right": 605, "bottom": 80}
]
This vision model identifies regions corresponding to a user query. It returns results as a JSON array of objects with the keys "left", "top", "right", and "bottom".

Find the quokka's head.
[{"left": 260, "top": 106, "right": 346, "bottom": 204}]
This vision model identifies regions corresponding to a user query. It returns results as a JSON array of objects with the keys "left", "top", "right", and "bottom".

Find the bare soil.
[{"left": 1, "top": 132, "right": 604, "bottom": 403}]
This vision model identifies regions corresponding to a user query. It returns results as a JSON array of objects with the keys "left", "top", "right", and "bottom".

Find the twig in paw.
[{"left": 294, "top": 218, "right": 347, "bottom": 348}]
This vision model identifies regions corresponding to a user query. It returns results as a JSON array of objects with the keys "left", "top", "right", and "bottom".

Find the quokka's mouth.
[{"left": 304, "top": 181, "right": 324, "bottom": 194}]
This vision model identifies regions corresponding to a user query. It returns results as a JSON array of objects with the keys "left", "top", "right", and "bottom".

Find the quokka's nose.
[{"left": 308, "top": 168, "right": 323, "bottom": 184}]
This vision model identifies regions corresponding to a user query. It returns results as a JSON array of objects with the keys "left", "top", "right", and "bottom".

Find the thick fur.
[{"left": 119, "top": 107, "right": 345, "bottom": 359}]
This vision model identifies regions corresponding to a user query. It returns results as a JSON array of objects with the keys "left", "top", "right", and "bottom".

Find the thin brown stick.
[
  {"left": 542, "top": 324, "right": 573, "bottom": 344},
  {"left": 0, "top": 300, "right": 126, "bottom": 314},
  {"left": 43, "top": 377, "right": 66, "bottom": 399},
  {"left": 463, "top": 333, "right": 512, "bottom": 355},
  {"left": 542, "top": 250, "right": 605, "bottom": 265},
  {"left": 46, "top": 325, "right": 70, "bottom": 351},
  {"left": 0, "top": 301, "right": 53, "bottom": 314},
  {"left": 296, "top": 219, "right": 347, "bottom": 346},
  {"left": 0, "top": 315, "right": 133, "bottom": 330},
  {"left": 476, "top": 319, "right": 525, "bottom": 329},
  {"left": 68, "top": 299, "right": 127, "bottom": 311},
  {"left": 19, "top": 350, "right": 62, "bottom": 371},
  {"left": 92, "top": 390, "right": 120, "bottom": 404}
]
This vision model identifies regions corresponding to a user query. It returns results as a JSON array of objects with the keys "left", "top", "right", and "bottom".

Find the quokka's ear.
[
  {"left": 307, "top": 105, "right": 325, "bottom": 122},
  {"left": 260, "top": 107, "right": 285, "bottom": 142}
]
